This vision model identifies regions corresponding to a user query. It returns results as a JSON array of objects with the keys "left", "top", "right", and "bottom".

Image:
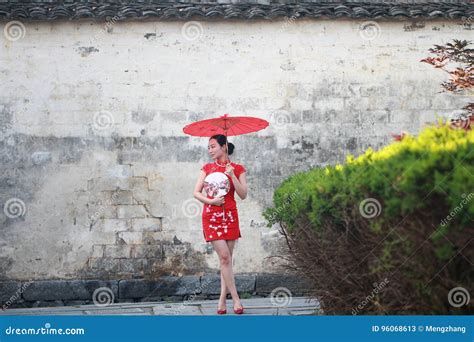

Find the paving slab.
[{"left": 0, "top": 296, "right": 322, "bottom": 316}]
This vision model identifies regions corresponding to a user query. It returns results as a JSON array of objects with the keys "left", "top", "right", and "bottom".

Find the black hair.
[{"left": 209, "top": 134, "right": 235, "bottom": 155}]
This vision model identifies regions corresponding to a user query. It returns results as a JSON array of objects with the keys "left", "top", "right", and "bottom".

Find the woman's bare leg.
[
  {"left": 212, "top": 239, "right": 241, "bottom": 311},
  {"left": 226, "top": 240, "right": 242, "bottom": 310},
  {"left": 218, "top": 240, "right": 237, "bottom": 310}
]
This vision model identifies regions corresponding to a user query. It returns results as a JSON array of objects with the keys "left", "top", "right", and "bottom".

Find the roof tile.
[{"left": 0, "top": 0, "right": 472, "bottom": 20}]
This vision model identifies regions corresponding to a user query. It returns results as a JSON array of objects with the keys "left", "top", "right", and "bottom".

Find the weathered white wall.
[{"left": 0, "top": 17, "right": 472, "bottom": 280}]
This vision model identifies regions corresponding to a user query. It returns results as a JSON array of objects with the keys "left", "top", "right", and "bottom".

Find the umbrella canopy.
[{"left": 182, "top": 113, "right": 269, "bottom": 137}]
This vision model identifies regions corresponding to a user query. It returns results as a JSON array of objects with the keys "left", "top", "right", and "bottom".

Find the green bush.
[{"left": 264, "top": 123, "right": 473, "bottom": 314}]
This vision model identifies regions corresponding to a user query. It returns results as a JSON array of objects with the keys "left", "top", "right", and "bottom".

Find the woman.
[{"left": 193, "top": 134, "right": 248, "bottom": 315}]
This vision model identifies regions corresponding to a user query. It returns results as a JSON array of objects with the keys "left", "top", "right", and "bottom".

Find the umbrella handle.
[
  {"left": 224, "top": 131, "right": 228, "bottom": 222},
  {"left": 224, "top": 130, "right": 231, "bottom": 166}
]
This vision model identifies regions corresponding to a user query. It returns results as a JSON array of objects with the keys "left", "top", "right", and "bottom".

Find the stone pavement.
[{"left": 0, "top": 297, "right": 323, "bottom": 316}]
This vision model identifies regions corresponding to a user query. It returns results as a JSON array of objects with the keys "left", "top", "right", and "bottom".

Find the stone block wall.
[{"left": 1, "top": 273, "right": 313, "bottom": 309}]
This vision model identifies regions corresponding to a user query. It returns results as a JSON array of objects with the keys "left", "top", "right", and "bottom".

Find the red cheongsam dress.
[{"left": 201, "top": 161, "right": 246, "bottom": 242}]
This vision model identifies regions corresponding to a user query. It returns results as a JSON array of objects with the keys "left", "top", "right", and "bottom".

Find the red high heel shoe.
[
  {"left": 217, "top": 307, "right": 227, "bottom": 314},
  {"left": 233, "top": 305, "right": 244, "bottom": 314}
]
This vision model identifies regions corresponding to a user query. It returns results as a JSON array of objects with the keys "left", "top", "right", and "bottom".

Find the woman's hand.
[
  {"left": 209, "top": 196, "right": 225, "bottom": 206},
  {"left": 224, "top": 163, "right": 235, "bottom": 177}
]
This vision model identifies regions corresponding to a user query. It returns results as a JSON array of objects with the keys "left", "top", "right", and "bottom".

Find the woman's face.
[{"left": 208, "top": 139, "right": 224, "bottom": 159}]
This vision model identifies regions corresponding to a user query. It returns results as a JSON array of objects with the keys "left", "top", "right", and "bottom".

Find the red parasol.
[{"left": 183, "top": 113, "right": 269, "bottom": 162}]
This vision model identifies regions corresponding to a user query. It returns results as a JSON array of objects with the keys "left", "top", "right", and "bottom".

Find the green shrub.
[{"left": 264, "top": 123, "right": 473, "bottom": 314}]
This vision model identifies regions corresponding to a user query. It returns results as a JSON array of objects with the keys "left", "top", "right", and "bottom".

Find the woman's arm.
[
  {"left": 231, "top": 172, "right": 247, "bottom": 200},
  {"left": 193, "top": 170, "right": 213, "bottom": 205}
]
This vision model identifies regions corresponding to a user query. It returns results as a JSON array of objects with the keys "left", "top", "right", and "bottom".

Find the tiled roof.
[{"left": 0, "top": 0, "right": 472, "bottom": 21}]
